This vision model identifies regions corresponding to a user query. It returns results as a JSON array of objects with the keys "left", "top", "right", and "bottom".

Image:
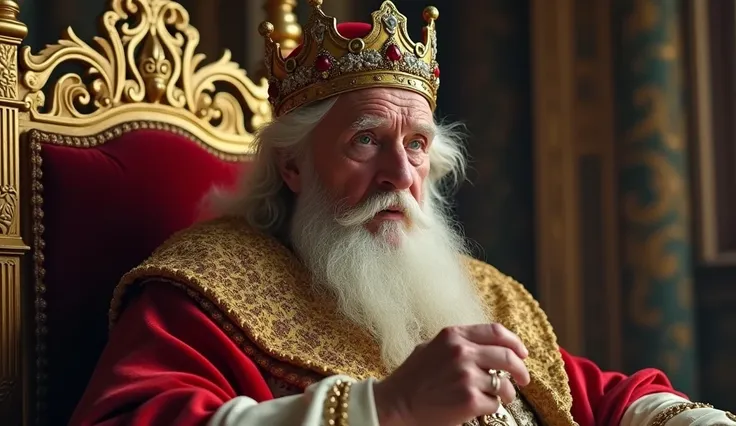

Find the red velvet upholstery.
[{"left": 38, "top": 129, "right": 249, "bottom": 423}]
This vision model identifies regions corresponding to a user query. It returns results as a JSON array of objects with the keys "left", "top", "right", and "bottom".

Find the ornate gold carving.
[
  {"left": 0, "top": 185, "right": 17, "bottom": 234},
  {"left": 0, "top": 4, "right": 27, "bottom": 426},
  {"left": 0, "top": 44, "right": 17, "bottom": 99},
  {"left": 0, "top": 1, "right": 28, "bottom": 42},
  {"left": 0, "top": 258, "right": 20, "bottom": 413},
  {"left": 649, "top": 402, "right": 714, "bottom": 426},
  {"left": 19, "top": 0, "right": 272, "bottom": 154}
]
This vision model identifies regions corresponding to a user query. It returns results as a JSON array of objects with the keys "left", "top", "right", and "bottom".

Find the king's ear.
[{"left": 276, "top": 149, "right": 303, "bottom": 194}]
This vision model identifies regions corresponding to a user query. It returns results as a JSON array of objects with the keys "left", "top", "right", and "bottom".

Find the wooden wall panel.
[
  {"left": 688, "top": 0, "right": 736, "bottom": 410},
  {"left": 689, "top": 0, "right": 736, "bottom": 266},
  {"left": 532, "top": 0, "right": 620, "bottom": 368}
]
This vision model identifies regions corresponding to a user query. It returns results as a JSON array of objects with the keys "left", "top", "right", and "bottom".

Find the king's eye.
[
  {"left": 356, "top": 135, "right": 373, "bottom": 145},
  {"left": 407, "top": 140, "right": 424, "bottom": 150}
]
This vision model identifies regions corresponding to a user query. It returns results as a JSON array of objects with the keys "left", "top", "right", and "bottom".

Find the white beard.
[{"left": 289, "top": 172, "right": 489, "bottom": 369}]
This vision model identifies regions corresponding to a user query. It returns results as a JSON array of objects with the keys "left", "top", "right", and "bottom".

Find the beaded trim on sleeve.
[
  {"left": 324, "top": 380, "right": 353, "bottom": 426},
  {"left": 649, "top": 402, "right": 714, "bottom": 426}
]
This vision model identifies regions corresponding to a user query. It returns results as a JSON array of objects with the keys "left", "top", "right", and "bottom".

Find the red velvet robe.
[{"left": 69, "top": 283, "right": 684, "bottom": 426}]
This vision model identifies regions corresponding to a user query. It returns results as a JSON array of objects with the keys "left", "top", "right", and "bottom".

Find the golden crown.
[{"left": 259, "top": 0, "right": 440, "bottom": 117}]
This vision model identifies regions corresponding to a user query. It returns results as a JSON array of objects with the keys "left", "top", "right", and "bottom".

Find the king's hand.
[{"left": 372, "top": 323, "right": 531, "bottom": 426}]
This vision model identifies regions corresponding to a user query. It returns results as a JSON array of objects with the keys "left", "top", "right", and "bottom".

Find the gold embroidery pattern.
[
  {"left": 111, "top": 218, "right": 575, "bottom": 425},
  {"left": 112, "top": 218, "right": 390, "bottom": 379},
  {"left": 505, "top": 394, "right": 541, "bottom": 426},
  {"left": 649, "top": 402, "right": 713, "bottom": 426},
  {"left": 323, "top": 380, "right": 352, "bottom": 426},
  {"left": 466, "top": 260, "right": 575, "bottom": 426},
  {"left": 147, "top": 278, "right": 325, "bottom": 390},
  {"left": 726, "top": 411, "right": 736, "bottom": 421}
]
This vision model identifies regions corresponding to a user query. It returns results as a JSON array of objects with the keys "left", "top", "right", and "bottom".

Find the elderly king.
[{"left": 71, "top": 1, "right": 735, "bottom": 426}]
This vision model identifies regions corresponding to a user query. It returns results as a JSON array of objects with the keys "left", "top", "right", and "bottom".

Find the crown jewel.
[{"left": 260, "top": 0, "right": 440, "bottom": 117}]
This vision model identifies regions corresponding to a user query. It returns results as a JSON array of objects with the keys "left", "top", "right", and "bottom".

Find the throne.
[{"left": 0, "top": 1, "right": 301, "bottom": 424}]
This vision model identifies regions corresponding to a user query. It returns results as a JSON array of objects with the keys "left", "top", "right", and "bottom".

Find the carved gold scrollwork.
[
  {"left": 0, "top": 44, "right": 17, "bottom": 99},
  {"left": 0, "top": 185, "right": 17, "bottom": 234},
  {"left": 19, "top": 0, "right": 272, "bottom": 153}
]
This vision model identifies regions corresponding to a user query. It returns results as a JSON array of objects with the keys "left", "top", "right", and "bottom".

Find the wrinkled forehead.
[
  {"left": 330, "top": 88, "right": 437, "bottom": 135},
  {"left": 350, "top": 114, "right": 437, "bottom": 138}
]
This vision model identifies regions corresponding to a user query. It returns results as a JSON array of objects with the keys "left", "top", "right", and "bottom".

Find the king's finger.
[{"left": 455, "top": 324, "right": 528, "bottom": 359}]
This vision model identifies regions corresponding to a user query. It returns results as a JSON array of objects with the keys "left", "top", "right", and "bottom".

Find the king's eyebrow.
[
  {"left": 350, "top": 114, "right": 437, "bottom": 139},
  {"left": 351, "top": 114, "right": 388, "bottom": 131},
  {"left": 413, "top": 122, "right": 437, "bottom": 139}
]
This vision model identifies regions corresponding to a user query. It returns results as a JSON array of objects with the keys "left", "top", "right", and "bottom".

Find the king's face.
[{"left": 281, "top": 87, "right": 435, "bottom": 235}]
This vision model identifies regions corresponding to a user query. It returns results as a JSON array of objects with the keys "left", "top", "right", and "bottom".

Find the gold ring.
[
  {"left": 496, "top": 370, "right": 511, "bottom": 380},
  {"left": 488, "top": 369, "right": 503, "bottom": 395}
]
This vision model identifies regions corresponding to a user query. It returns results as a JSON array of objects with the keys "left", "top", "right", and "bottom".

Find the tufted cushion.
[{"left": 37, "top": 128, "right": 249, "bottom": 423}]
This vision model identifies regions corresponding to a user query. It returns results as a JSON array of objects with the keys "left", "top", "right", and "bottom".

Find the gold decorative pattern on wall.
[
  {"left": 615, "top": 0, "right": 696, "bottom": 394},
  {"left": 18, "top": 0, "right": 271, "bottom": 154}
]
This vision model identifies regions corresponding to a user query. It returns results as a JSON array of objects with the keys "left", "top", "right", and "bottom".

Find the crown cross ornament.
[{"left": 259, "top": 0, "right": 440, "bottom": 117}]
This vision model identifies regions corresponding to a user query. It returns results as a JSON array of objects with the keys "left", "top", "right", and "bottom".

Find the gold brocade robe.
[{"left": 110, "top": 218, "right": 578, "bottom": 426}]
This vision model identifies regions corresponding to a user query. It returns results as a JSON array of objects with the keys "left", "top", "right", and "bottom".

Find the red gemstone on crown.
[
  {"left": 386, "top": 45, "right": 402, "bottom": 61},
  {"left": 433, "top": 67, "right": 440, "bottom": 78},
  {"left": 315, "top": 55, "right": 332, "bottom": 72}
]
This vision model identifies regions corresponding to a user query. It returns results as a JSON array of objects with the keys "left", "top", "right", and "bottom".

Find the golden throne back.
[{"left": 0, "top": 1, "right": 301, "bottom": 424}]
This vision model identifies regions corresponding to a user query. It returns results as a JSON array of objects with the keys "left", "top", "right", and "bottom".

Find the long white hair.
[{"left": 207, "top": 96, "right": 470, "bottom": 234}]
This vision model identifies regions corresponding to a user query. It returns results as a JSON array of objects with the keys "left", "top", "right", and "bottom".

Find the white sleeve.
[
  {"left": 620, "top": 392, "right": 736, "bottom": 426},
  {"left": 207, "top": 375, "right": 380, "bottom": 426}
]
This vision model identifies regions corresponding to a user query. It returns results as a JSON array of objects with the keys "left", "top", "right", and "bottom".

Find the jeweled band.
[
  {"left": 259, "top": 0, "right": 440, "bottom": 117},
  {"left": 649, "top": 402, "right": 714, "bottom": 426},
  {"left": 323, "top": 379, "right": 353, "bottom": 426}
]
